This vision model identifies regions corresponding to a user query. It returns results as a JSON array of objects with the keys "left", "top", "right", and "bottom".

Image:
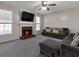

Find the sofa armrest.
[
  {"left": 63, "top": 33, "right": 75, "bottom": 44},
  {"left": 60, "top": 43, "right": 79, "bottom": 57}
]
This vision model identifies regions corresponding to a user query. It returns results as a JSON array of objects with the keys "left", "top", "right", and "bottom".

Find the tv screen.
[{"left": 21, "top": 11, "right": 34, "bottom": 22}]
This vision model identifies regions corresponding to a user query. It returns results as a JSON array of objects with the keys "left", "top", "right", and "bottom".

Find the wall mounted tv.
[{"left": 21, "top": 11, "right": 34, "bottom": 22}]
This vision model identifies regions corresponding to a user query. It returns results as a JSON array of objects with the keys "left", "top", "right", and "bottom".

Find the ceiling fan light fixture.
[
  {"left": 38, "top": 1, "right": 56, "bottom": 11},
  {"left": 43, "top": 1, "right": 47, "bottom": 5},
  {"left": 41, "top": 7, "right": 47, "bottom": 10}
]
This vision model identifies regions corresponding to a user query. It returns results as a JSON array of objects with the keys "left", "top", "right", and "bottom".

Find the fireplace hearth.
[{"left": 20, "top": 26, "right": 35, "bottom": 39}]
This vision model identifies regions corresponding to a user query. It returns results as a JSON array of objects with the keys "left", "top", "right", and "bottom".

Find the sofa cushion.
[
  {"left": 73, "top": 32, "right": 79, "bottom": 39},
  {"left": 71, "top": 35, "right": 79, "bottom": 47},
  {"left": 42, "top": 31, "right": 66, "bottom": 39}
]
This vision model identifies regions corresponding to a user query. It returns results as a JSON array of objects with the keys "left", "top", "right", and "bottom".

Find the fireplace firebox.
[{"left": 20, "top": 26, "right": 35, "bottom": 39}]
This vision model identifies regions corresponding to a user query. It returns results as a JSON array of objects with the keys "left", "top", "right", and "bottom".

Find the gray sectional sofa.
[
  {"left": 60, "top": 43, "right": 79, "bottom": 57},
  {"left": 39, "top": 33, "right": 79, "bottom": 57},
  {"left": 42, "top": 28, "right": 69, "bottom": 39}
]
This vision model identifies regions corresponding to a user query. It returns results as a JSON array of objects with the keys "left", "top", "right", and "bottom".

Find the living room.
[{"left": 0, "top": 0, "right": 79, "bottom": 57}]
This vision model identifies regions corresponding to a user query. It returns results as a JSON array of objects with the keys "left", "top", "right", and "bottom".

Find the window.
[
  {"left": 36, "top": 16, "right": 40, "bottom": 31},
  {"left": 0, "top": 9, "right": 12, "bottom": 35}
]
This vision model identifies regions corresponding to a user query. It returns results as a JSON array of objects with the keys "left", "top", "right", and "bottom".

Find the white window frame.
[
  {"left": 36, "top": 16, "right": 40, "bottom": 31},
  {"left": 0, "top": 9, "right": 12, "bottom": 35}
]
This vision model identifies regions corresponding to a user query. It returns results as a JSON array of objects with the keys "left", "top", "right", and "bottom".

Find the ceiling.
[{"left": 3, "top": 1, "right": 79, "bottom": 14}]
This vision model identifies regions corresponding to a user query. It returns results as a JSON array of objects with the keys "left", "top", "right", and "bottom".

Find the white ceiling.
[{"left": 3, "top": 1, "right": 79, "bottom": 14}]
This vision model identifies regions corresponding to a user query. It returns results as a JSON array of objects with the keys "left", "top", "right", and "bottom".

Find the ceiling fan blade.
[
  {"left": 38, "top": 7, "right": 42, "bottom": 10},
  {"left": 48, "top": 4, "right": 56, "bottom": 6}
]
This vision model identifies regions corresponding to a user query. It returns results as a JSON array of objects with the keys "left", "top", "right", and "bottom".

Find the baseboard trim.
[{"left": 0, "top": 39, "right": 20, "bottom": 45}]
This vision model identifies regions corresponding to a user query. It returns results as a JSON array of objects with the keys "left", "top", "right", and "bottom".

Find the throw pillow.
[
  {"left": 46, "top": 28, "right": 52, "bottom": 33},
  {"left": 53, "top": 29, "right": 59, "bottom": 34},
  {"left": 73, "top": 32, "right": 79, "bottom": 39},
  {"left": 71, "top": 35, "right": 79, "bottom": 47}
]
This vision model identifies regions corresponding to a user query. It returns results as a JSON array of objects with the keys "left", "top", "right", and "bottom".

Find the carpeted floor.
[{"left": 0, "top": 35, "right": 48, "bottom": 57}]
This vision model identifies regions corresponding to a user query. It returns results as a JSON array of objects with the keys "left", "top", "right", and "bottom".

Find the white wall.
[
  {"left": 44, "top": 7, "right": 79, "bottom": 33},
  {"left": 0, "top": 2, "right": 44, "bottom": 43},
  {"left": 0, "top": 2, "right": 19, "bottom": 42}
]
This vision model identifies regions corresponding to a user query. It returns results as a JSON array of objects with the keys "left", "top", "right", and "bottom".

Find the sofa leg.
[{"left": 52, "top": 53, "right": 54, "bottom": 57}]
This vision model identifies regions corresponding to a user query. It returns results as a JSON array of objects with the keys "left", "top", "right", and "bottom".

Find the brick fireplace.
[{"left": 20, "top": 26, "right": 34, "bottom": 39}]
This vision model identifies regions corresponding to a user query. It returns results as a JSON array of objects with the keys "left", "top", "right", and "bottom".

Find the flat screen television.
[{"left": 21, "top": 11, "right": 34, "bottom": 22}]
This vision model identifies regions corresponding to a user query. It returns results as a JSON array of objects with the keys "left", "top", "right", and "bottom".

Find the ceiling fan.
[{"left": 38, "top": 1, "right": 56, "bottom": 11}]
